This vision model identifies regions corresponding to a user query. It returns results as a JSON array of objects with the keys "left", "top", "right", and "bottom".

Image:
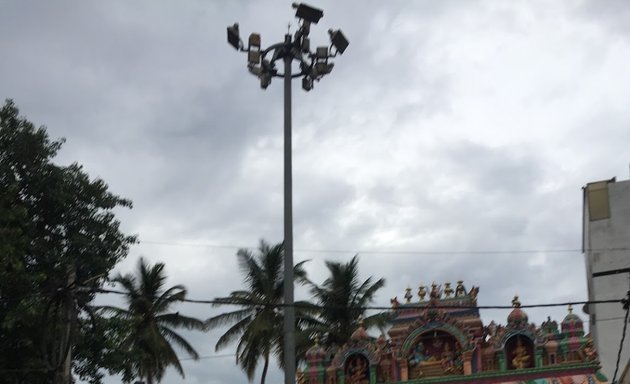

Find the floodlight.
[
  {"left": 261, "top": 59, "right": 273, "bottom": 72},
  {"left": 302, "top": 76, "right": 313, "bottom": 91},
  {"left": 315, "top": 46, "right": 328, "bottom": 59},
  {"left": 224, "top": 5, "right": 348, "bottom": 384},
  {"left": 248, "top": 65, "right": 263, "bottom": 77},
  {"left": 300, "top": 21, "right": 311, "bottom": 36},
  {"left": 314, "top": 62, "right": 333, "bottom": 76},
  {"left": 301, "top": 37, "right": 310, "bottom": 52},
  {"left": 292, "top": 3, "right": 323, "bottom": 24},
  {"left": 227, "top": 23, "right": 240, "bottom": 50},
  {"left": 248, "top": 51, "right": 261, "bottom": 64},
  {"left": 248, "top": 33, "right": 261, "bottom": 50},
  {"left": 260, "top": 73, "right": 272, "bottom": 89},
  {"left": 328, "top": 29, "right": 349, "bottom": 55}
]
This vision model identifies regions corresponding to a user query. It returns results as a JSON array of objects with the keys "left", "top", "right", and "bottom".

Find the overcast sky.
[{"left": 2, "top": 1, "right": 630, "bottom": 383}]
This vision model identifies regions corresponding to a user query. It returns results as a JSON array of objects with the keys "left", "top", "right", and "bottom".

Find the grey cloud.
[
  {"left": 1, "top": 0, "right": 627, "bottom": 383},
  {"left": 576, "top": 0, "right": 630, "bottom": 39}
]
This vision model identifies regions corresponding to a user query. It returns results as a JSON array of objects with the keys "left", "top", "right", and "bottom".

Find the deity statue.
[
  {"left": 404, "top": 287, "right": 413, "bottom": 303},
  {"left": 441, "top": 343, "right": 456, "bottom": 373},
  {"left": 390, "top": 297, "right": 399, "bottom": 309},
  {"left": 444, "top": 282, "right": 454, "bottom": 298},
  {"left": 409, "top": 342, "right": 429, "bottom": 366},
  {"left": 512, "top": 295, "right": 521, "bottom": 308},
  {"left": 430, "top": 282, "right": 441, "bottom": 300},
  {"left": 454, "top": 343, "right": 464, "bottom": 371},
  {"left": 418, "top": 284, "right": 427, "bottom": 301},
  {"left": 512, "top": 338, "right": 529, "bottom": 369},
  {"left": 455, "top": 280, "right": 466, "bottom": 297},
  {"left": 347, "top": 356, "right": 369, "bottom": 384},
  {"left": 580, "top": 339, "right": 598, "bottom": 362}
]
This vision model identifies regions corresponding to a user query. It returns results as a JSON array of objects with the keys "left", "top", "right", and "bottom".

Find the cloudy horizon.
[{"left": 2, "top": 0, "right": 630, "bottom": 383}]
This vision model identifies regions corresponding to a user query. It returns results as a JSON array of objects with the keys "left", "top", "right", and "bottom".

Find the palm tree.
[
  {"left": 206, "top": 240, "right": 316, "bottom": 384},
  {"left": 307, "top": 255, "right": 386, "bottom": 347},
  {"left": 101, "top": 258, "right": 206, "bottom": 384}
]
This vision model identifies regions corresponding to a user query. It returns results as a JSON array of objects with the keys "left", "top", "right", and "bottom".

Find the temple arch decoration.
[
  {"left": 500, "top": 329, "right": 536, "bottom": 349},
  {"left": 300, "top": 283, "right": 608, "bottom": 384},
  {"left": 401, "top": 322, "right": 471, "bottom": 356},
  {"left": 342, "top": 352, "right": 371, "bottom": 384},
  {"left": 504, "top": 334, "right": 534, "bottom": 370}
]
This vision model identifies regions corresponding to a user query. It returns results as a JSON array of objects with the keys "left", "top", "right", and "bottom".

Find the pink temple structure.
[{"left": 300, "top": 281, "right": 607, "bottom": 384}]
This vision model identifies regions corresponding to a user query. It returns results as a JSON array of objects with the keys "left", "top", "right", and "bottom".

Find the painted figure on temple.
[
  {"left": 441, "top": 343, "right": 456, "bottom": 372},
  {"left": 409, "top": 342, "right": 430, "bottom": 366},
  {"left": 346, "top": 355, "right": 369, "bottom": 384},
  {"left": 404, "top": 287, "right": 413, "bottom": 303},
  {"left": 454, "top": 343, "right": 464, "bottom": 372},
  {"left": 455, "top": 280, "right": 466, "bottom": 297},
  {"left": 430, "top": 282, "right": 441, "bottom": 300},
  {"left": 512, "top": 338, "right": 530, "bottom": 369},
  {"left": 418, "top": 284, "right": 427, "bottom": 301},
  {"left": 302, "top": 281, "right": 608, "bottom": 384},
  {"left": 580, "top": 338, "right": 598, "bottom": 362},
  {"left": 444, "top": 282, "right": 454, "bottom": 298}
]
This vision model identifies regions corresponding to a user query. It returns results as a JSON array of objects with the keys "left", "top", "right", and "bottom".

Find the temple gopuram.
[{"left": 300, "top": 281, "right": 607, "bottom": 384}]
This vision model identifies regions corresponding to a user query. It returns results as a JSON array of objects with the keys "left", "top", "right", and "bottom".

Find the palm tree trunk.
[{"left": 260, "top": 354, "right": 269, "bottom": 384}]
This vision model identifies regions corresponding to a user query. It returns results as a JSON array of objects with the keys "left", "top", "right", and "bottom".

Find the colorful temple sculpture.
[{"left": 300, "top": 281, "right": 608, "bottom": 384}]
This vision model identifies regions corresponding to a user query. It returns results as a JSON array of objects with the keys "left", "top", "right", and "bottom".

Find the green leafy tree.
[
  {"left": 72, "top": 316, "right": 137, "bottom": 384},
  {"left": 0, "top": 99, "right": 136, "bottom": 384},
  {"left": 100, "top": 258, "right": 206, "bottom": 384},
  {"left": 307, "top": 255, "right": 386, "bottom": 347},
  {"left": 206, "top": 240, "right": 317, "bottom": 384}
]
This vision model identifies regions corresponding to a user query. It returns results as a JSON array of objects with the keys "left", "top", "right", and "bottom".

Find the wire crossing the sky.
[
  {"left": 611, "top": 284, "right": 630, "bottom": 384},
  {"left": 94, "top": 288, "right": 623, "bottom": 311},
  {"left": 138, "top": 240, "right": 630, "bottom": 256}
]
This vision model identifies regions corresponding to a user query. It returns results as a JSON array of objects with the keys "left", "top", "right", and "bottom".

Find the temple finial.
[
  {"left": 404, "top": 286, "right": 413, "bottom": 303},
  {"left": 512, "top": 295, "right": 521, "bottom": 308}
]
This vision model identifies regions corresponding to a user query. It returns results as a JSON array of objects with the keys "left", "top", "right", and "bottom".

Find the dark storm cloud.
[
  {"left": 577, "top": 0, "right": 630, "bottom": 39},
  {"left": 2, "top": 0, "right": 629, "bottom": 383}
]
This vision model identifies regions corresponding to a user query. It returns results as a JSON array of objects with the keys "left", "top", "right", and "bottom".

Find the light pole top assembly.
[
  {"left": 226, "top": 2, "right": 348, "bottom": 91},
  {"left": 226, "top": 5, "right": 347, "bottom": 384}
]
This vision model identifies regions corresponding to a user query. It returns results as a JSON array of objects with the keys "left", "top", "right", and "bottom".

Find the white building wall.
[{"left": 584, "top": 178, "right": 630, "bottom": 382}]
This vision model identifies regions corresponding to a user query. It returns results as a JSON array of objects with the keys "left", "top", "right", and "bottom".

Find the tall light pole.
[{"left": 227, "top": 3, "right": 348, "bottom": 384}]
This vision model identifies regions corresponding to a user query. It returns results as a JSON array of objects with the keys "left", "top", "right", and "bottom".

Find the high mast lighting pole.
[{"left": 226, "top": 3, "right": 348, "bottom": 384}]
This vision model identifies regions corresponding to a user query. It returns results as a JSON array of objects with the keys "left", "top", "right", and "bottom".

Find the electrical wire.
[
  {"left": 180, "top": 353, "right": 235, "bottom": 361},
  {"left": 2, "top": 291, "right": 626, "bottom": 375},
  {"left": 5, "top": 287, "right": 617, "bottom": 311},
  {"left": 611, "top": 286, "right": 630, "bottom": 384},
  {"left": 138, "top": 240, "right": 630, "bottom": 256},
  {"left": 94, "top": 288, "right": 623, "bottom": 311}
]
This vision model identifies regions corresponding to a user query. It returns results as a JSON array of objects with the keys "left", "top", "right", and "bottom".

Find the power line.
[
  {"left": 611, "top": 285, "right": 630, "bottom": 384},
  {"left": 180, "top": 353, "right": 235, "bottom": 361},
  {"left": 5, "top": 287, "right": 621, "bottom": 311},
  {"left": 3, "top": 286, "right": 624, "bottom": 312},
  {"left": 137, "top": 240, "right": 630, "bottom": 256},
  {"left": 95, "top": 288, "right": 622, "bottom": 311}
]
